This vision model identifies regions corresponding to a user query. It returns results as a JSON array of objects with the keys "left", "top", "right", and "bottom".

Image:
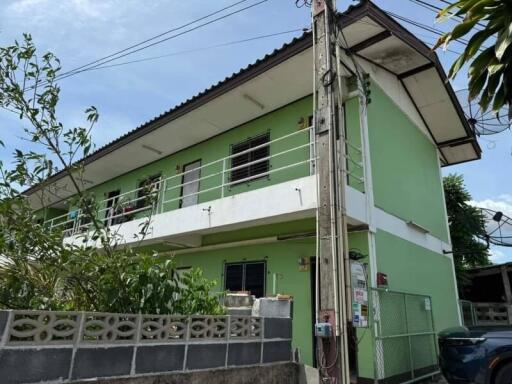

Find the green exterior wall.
[
  {"left": 154, "top": 221, "right": 370, "bottom": 369},
  {"left": 35, "top": 207, "right": 67, "bottom": 222},
  {"left": 48, "top": 93, "right": 369, "bottom": 223},
  {"left": 375, "top": 230, "right": 459, "bottom": 332},
  {"left": 33, "top": 70, "right": 460, "bottom": 380},
  {"left": 172, "top": 240, "right": 316, "bottom": 365},
  {"left": 63, "top": 96, "right": 313, "bottom": 218},
  {"left": 345, "top": 97, "right": 365, "bottom": 192},
  {"left": 367, "top": 84, "right": 449, "bottom": 242}
]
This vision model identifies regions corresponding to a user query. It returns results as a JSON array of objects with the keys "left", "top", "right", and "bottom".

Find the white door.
[{"left": 180, "top": 160, "right": 201, "bottom": 208}]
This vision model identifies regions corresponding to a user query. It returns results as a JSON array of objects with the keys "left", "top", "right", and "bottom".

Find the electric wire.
[
  {"left": 54, "top": 0, "right": 270, "bottom": 82},
  {"left": 384, "top": 10, "right": 479, "bottom": 47},
  {"left": 56, "top": 28, "right": 309, "bottom": 74},
  {"left": 33, "top": 0, "right": 271, "bottom": 86},
  {"left": 332, "top": 7, "right": 464, "bottom": 56},
  {"left": 50, "top": 0, "right": 255, "bottom": 79},
  {"left": 35, "top": 3, "right": 470, "bottom": 86},
  {"left": 408, "top": 0, "right": 486, "bottom": 30}
]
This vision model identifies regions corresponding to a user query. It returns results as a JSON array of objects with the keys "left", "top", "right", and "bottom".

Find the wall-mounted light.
[
  {"left": 406, "top": 220, "right": 430, "bottom": 234},
  {"left": 242, "top": 93, "right": 265, "bottom": 110},
  {"left": 142, "top": 144, "right": 163, "bottom": 155},
  {"left": 298, "top": 257, "right": 310, "bottom": 272}
]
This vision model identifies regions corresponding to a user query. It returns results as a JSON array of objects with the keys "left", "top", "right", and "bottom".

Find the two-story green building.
[{"left": 25, "top": 2, "right": 480, "bottom": 383}]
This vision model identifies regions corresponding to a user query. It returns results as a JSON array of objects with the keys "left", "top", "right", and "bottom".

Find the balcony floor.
[{"left": 63, "top": 176, "right": 369, "bottom": 248}]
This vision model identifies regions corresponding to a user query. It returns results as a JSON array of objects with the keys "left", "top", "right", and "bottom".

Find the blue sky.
[{"left": 1, "top": 0, "right": 510, "bottom": 262}]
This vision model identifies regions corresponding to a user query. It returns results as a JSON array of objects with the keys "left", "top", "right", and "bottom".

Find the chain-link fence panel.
[{"left": 372, "top": 289, "right": 439, "bottom": 383}]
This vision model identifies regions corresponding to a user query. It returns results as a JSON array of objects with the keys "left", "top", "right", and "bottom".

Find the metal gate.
[{"left": 372, "top": 289, "right": 439, "bottom": 383}]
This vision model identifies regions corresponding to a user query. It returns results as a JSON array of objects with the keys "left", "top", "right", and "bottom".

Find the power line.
[
  {"left": 53, "top": 0, "right": 254, "bottom": 80},
  {"left": 417, "top": 33, "right": 463, "bottom": 56},
  {"left": 35, "top": 0, "right": 271, "bottom": 86},
  {"left": 383, "top": 9, "right": 489, "bottom": 52},
  {"left": 64, "top": 28, "right": 309, "bottom": 75},
  {"left": 50, "top": 24, "right": 461, "bottom": 81},
  {"left": 409, "top": 0, "right": 486, "bottom": 30},
  {"left": 33, "top": 3, "right": 470, "bottom": 85},
  {"left": 336, "top": 7, "right": 464, "bottom": 55}
]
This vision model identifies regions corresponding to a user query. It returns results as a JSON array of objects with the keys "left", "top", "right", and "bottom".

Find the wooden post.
[
  {"left": 313, "top": 0, "right": 350, "bottom": 382},
  {"left": 500, "top": 266, "right": 512, "bottom": 324}
]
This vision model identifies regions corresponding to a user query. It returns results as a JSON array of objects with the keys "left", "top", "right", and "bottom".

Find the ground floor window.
[{"left": 224, "top": 261, "right": 266, "bottom": 298}]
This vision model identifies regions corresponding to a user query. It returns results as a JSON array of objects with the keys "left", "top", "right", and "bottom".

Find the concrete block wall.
[{"left": 0, "top": 311, "right": 292, "bottom": 384}]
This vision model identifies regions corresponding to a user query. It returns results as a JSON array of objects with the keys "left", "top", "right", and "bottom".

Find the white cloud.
[
  {"left": 7, "top": 0, "right": 47, "bottom": 13},
  {"left": 489, "top": 246, "right": 512, "bottom": 264},
  {"left": 470, "top": 197, "right": 512, "bottom": 219},
  {"left": 7, "top": 0, "right": 123, "bottom": 20},
  {"left": 498, "top": 194, "right": 512, "bottom": 204}
]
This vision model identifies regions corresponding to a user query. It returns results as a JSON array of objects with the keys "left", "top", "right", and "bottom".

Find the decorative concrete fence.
[{"left": 0, "top": 310, "right": 292, "bottom": 384}]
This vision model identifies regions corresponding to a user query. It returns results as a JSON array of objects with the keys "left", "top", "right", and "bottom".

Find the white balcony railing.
[{"left": 44, "top": 126, "right": 365, "bottom": 238}]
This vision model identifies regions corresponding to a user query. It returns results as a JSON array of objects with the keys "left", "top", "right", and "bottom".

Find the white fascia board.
[
  {"left": 374, "top": 207, "right": 452, "bottom": 257},
  {"left": 63, "top": 176, "right": 452, "bottom": 258},
  {"left": 65, "top": 176, "right": 318, "bottom": 248}
]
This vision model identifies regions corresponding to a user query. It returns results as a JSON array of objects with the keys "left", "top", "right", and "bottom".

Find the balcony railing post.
[
  {"left": 107, "top": 207, "right": 113, "bottom": 228},
  {"left": 309, "top": 126, "right": 316, "bottom": 176},
  {"left": 221, "top": 158, "right": 227, "bottom": 198},
  {"left": 159, "top": 178, "right": 167, "bottom": 214},
  {"left": 72, "top": 210, "right": 80, "bottom": 236}
]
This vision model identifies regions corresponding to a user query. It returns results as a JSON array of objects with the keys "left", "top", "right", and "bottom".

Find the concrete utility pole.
[{"left": 312, "top": 0, "right": 351, "bottom": 383}]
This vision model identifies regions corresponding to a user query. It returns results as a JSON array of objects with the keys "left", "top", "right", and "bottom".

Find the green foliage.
[
  {"left": 0, "top": 35, "right": 224, "bottom": 316},
  {"left": 443, "top": 174, "right": 490, "bottom": 287},
  {"left": 435, "top": 1, "right": 512, "bottom": 118},
  {"left": 0, "top": 198, "right": 69, "bottom": 309}
]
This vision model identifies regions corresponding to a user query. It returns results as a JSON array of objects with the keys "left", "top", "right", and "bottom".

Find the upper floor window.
[
  {"left": 230, "top": 132, "right": 270, "bottom": 185},
  {"left": 136, "top": 174, "right": 161, "bottom": 210}
]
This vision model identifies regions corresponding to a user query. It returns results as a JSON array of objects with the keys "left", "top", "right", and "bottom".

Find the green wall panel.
[
  {"left": 345, "top": 98, "right": 364, "bottom": 192},
  {"left": 375, "top": 230, "right": 459, "bottom": 332},
  {"left": 367, "top": 84, "right": 449, "bottom": 242},
  {"left": 153, "top": 229, "right": 371, "bottom": 370},
  {"left": 172, "top": 241, "right": 316, "bottom": 365},
  {"left": 63, "top": 96, "right": 313, "bottom": 218}
]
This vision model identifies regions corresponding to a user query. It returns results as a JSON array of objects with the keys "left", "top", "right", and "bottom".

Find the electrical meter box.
[
  {"left": 351, "top": 261, "right": 369, "bottom": 328},
  {"left": 315, "top": 322, "right": 333, "bottom": 338}
]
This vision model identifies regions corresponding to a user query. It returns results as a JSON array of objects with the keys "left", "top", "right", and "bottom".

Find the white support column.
[{"left": 358, "top": 77, "right": 378, "bottom": 288}]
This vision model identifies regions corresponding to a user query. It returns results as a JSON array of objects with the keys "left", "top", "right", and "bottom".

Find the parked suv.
[{"left": 439, "top": 326, "right": 512, "bottom": 383}]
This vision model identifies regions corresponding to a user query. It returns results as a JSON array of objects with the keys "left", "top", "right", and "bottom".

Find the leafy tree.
[
  {"left": 444, "top": 174, "right": 490, "bottom": 287},
  {"left": 0, "top": 34, "right": 224, "bottom": 315},
  {"left": 435, "top": 1, "right": 512, "bottom": 118}
]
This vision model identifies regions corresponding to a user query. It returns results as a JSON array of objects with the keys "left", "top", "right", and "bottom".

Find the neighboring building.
[
  {"left": 460, "top": 263, "right": 512, "bottom": 327},
  {"left": 26, "top": 2, "right": 480, "bottom": 383}
]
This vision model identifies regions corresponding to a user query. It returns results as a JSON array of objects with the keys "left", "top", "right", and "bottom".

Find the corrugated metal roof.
[
  {"left": 79, "top": 32, "right": 312, "bottom": 164},
  {"left": 24, "top": 0, "right": 480, "bottom": 195},
  {"left": 24, "top": 31, "right": 314, "bottom": 195}
]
